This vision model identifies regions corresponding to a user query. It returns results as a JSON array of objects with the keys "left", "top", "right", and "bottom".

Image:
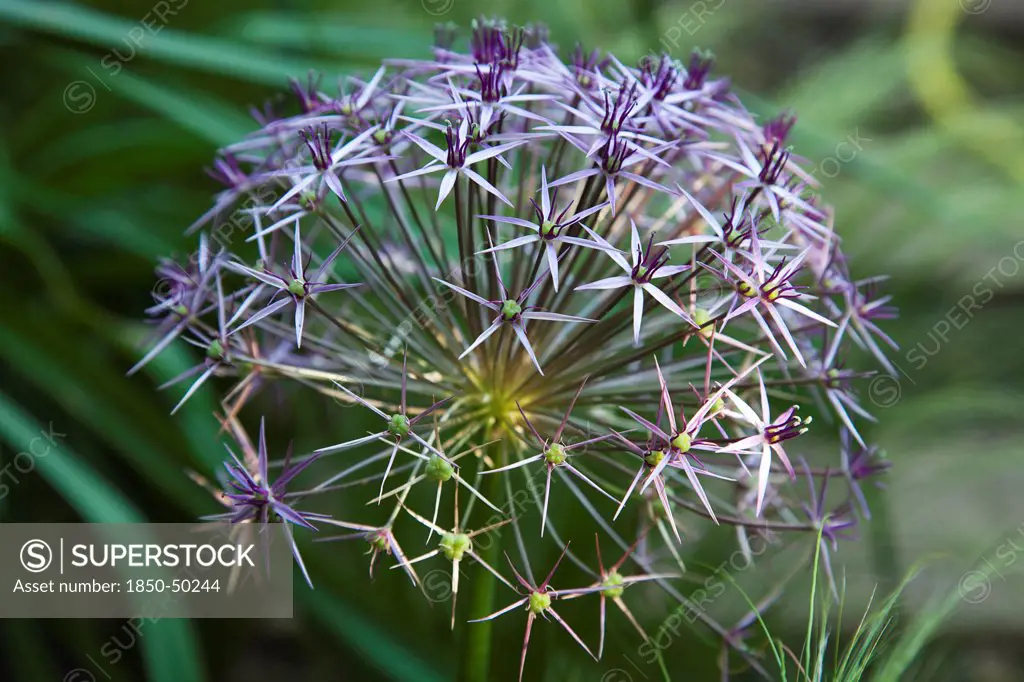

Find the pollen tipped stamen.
[
  {"left": 764, "top": 408, "right": 811, "bottom": 444},
  {"left": 299, "top": 124, "right": 334, "bottom": 171},
  {"left": 683, "top": 49, "right": 715, "bottom": 90},
  {"left": 758, "top": 141, "right": 790, "bottom": 185},
  {"left": 444, "top": 124, "right": 470, "bottom": 168}
]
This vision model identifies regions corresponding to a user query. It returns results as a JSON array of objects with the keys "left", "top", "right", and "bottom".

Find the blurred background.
[{"left": 1, "top": 0, "right": 1022, "bottom": 680}]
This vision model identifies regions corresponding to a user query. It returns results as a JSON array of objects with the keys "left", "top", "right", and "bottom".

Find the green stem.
[
  {"left": 459, "top": 556, "right": 496, "bottom": 682},
  {"left": 458, "top": 440, "right": 506, "bottom": 682}
]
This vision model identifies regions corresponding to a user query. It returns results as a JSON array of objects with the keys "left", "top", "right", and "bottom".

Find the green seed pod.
[
  {"left": 288, "top": 279, "right": 306, "bottom": 297},
  {"left": 602, "top": 571, "right": 625, "bottom": 599},
  {"left": 670, "top": 432, "right": 691, "bottom": 453},
  {"left": 206, "top": 339, "right": 225, "bottom": 361},
  {"left": 501, "top": 299, "right": 522, "bottom": 320},
  {"left": 368, "top": 531, "right": 390, "bottom": 553},
  {"left": 644, "top": 449, "right": 666, "bottom": 467},
  {"left": 425, "top": 454, "right": 455, "bottom": 482},
  {"left": 298, "top": 192, "right": 319, "bottom": 212},
  {"left": 439, "top": 532, "right": 472, "bottom": 561},
  {"left": 693, "top": 307, "right": 715, "bottom": 338},
  {"left": 387, "top": 413, "right": 411, "bottom": 438},
  {"left": 544, "top": 442, "right": 567, "bottom": 465},
  {"left": 528, "top": 591, "right": 551, "bottom": 614}
]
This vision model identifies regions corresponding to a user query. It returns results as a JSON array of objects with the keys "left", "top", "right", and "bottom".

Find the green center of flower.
[
  {"left": 825, "top": 368, "right": 842, "bottom": 388},
  {"left": 544, "top": 442, "right": 567, "bottom": 466},
  {"left": 206, "top": 339, "right": 224, "bottom": 361},
  {"left": 368, "top": 531, "right": 389, "bottom": 553},
  {"left": 288, "top": 279, "right": 307, "bottom": 297},
  {"left": 372, "top": 129, "right": 391, "bottom": 146},
  {"left": 172, "top": 304, "right": 189, "bottom": 318},
  {"left": 737, "top": 280, "right": 757, "bottom": 298},
  {"left": 601, "top": 571, "right": 626, "bottom": 599},
  {"left": 501, "top": 299, "right": 522, "bottom": 321},
  {"left": 425, "top": 454, "right": 454, "bottom": 482},
  {"left": 670, "top": 432, "right": 691, "bottom": 452},
  {"left": 298, "top": 192, "right": 319, "bottom": 211},
  {"left": 540, "top": 220, "right": 558, "bottom": 238},
  {"left": 528, "top": 591, "right": 551, "bottom": 614},
  {"left": 633, "top": 265, "right": 649, "bottom": 282},
  {"left": 693, "top": 307, "right": 715, "bottom": 338},
  {"left": 439, "top": 532, "right": 472, "bottom": 561},
  {"left": 644, "top": 449, "right": 666, "bottom": 467},
  {"left": 339, "top": 102, "right": 353, "bottom": 115},
  {"left": 387, "top": 413, "right": 411, "bottom": 438}
]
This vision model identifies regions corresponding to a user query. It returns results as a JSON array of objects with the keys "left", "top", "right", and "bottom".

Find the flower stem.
[
  {"left": 459, "top": 555, "right": 496, "bottom": 682},
  {"left": 458, "top": 440, "right": 506, "bottom": 682}
]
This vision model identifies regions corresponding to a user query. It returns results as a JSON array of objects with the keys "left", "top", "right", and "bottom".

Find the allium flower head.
[{"left": 137, "top": 19, "right": 897, "bottom": 680}]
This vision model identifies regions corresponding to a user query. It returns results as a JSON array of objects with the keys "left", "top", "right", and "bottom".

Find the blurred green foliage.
[{"left": 1, "top": 0, "right": 1022, "bottom": 680}]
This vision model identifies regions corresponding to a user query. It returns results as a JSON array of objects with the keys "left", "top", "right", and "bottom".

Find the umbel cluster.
[{"left": 134, "top": 18, "right": 895, "bottom": 680}]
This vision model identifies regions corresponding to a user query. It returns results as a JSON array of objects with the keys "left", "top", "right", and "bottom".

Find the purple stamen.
[
  {"left": 289, "top": 71, "right": 324, "bottom": 113},
  {"left": 683, "top": 49, "right": 715, "bottom": 90},
  {"left": 758, "top": 141, "right": 790, "bottom": 186},
  {"left": 299, "top": 123, "right": 335, "bottom": 172},
  {"left": 763, "top": 111, "right": 797, "bottom": 145}
]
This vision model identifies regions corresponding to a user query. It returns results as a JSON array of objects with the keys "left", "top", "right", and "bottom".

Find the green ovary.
[
  {"left": 206, "top": 339, "right": 224, "bottom": 360},
  {"left": 528, "top": 591, "right": 551, "bottom": 614},
  {"left": 670, "top": 433, "right": 691, "bottom": 453},
  {"left": 644, "top": 450, "right": 666, "bottom": 467},
  {"left": 440, "top": 532, "right": 471, "bottom": 561},
  {"left": 544, "top": 442, "right": 567, "bottom": 465},
  {"left": 425, "top": 455, "right": 454, "bottom": 482},
  {"left": 368, "top": 531, "right": 389, "bottom": 553},
  {"left": 693, "top": 307, "right": 715, "bottom": 338},
  {"left": 602, "top": 571, "right": 625, "bottom": 599},
  {"left": 501, "top": 299, "right": 522, "bottom": 320},
  {"left": 388, "top": 413, "right": 411, "bottom": 438}
]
